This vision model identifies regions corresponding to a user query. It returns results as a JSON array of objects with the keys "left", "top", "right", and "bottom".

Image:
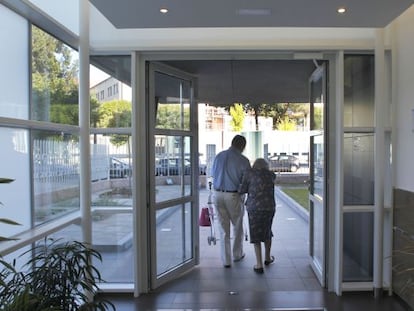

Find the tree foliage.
[
  {"left": 241, "top": 102, "right": 309, "bottom": 130},
  {"left": 277, "top": 116, "right": 297, "bottom": 131},
  {"left": 98, "top": 100, "right": 132, "bottom": 128},
  {"left": 313, "top": 106, "right": 323, "bottom": 129},
  {"left": 155, "top": 104, "right": 190, "bottom": 129},
  {"left": 229, "top": 103, "right": 245, "bottom": 131},
  {"left": 31, "top": 25, "right": 79, "bottom": 122},
  {"left": 97, "top": 100, "right": 132, "bottom": 146}
]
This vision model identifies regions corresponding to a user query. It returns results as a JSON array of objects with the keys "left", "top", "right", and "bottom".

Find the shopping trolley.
[{"left": 199, "top": 181, "right": 217, "bottom": 245}]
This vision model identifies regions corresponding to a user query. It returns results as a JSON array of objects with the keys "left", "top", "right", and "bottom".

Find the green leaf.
[
  {"left": 0, "top": 178, "right": 14, "bottom": 184},
  {"left": 0, "top": 218, "right": 21, "bottom": 226},
  {"left": 0, "top": 236, "right": 19, "bottom": 242}
]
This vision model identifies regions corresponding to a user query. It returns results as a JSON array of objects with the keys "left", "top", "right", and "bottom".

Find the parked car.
[
  {"left": 155, "top": 158, "right": 206, "bottom": 176},
  {"left": 268, "top": 155, "right": 300, "bottom": 173},
  {"left": 109, "top": 157, "right": 132, "bottom": 178}
]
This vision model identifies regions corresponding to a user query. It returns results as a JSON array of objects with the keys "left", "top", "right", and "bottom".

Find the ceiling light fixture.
[
  {"left": 160, "top": 7, "right": 168, "bottom": 14},
  {"left": 337, "top": 7, "right": 346, "bottom": 14},
  {"left": 237, "top": 8, "right": 271, "bottom": 16}
]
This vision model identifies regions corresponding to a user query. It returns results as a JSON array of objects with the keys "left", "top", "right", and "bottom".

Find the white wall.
[{"left": 393, "top": 6, "right": 414, "bottom": 192}]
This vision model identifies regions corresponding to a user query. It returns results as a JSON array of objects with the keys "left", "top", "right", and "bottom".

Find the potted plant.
[
  {"left": 0, "top": 178, "right": 114, "bottom": 310},
  {"left": 0, "top": 178, "right": 20, "bottom": 242},
  {"left": 0, "top": 238, "right": 115, "bottom": 311}
]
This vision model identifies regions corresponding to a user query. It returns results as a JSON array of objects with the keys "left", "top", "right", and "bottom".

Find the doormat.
[
  {"left": 240, "top": 309, "right": 326, "bottom": 311},
  {"left": 160, "top": 309, "right": 326, "bottom": 311}
]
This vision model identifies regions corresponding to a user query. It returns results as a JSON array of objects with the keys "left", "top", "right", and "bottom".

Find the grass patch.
[{"left": 279, "top": 186, "right": 309, "bottom": 211}]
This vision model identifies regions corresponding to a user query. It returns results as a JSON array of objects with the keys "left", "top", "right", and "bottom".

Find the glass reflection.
[
  {"left": 156, "top": 203, "right": 192, "bottom": 276},
  {"left": 343, "top": 133, "right": 374, "bottom": 205},
  {"left": 343, "top": 212, "right": 373, "bottom": 281},
  {"left": 0, "top": 128, "right": 30, "bottom": 236},
  {"left": 31, "top": 25, "right": 79, "bottom": 124},
  {"left": 155, "top": 135, "right": 191, "bottom": 202},
  {"left": 311, "top": 77, "right": 324, "bottom": 130},
  {"left": 313, "top": 201, "right": 324, "bottom": 271},
  {"left": 0, "top": 4, "right": 29, "bottom": 119},
  {"left": 312, "top": 135, "right": 324, "bottom": 199},
  {"left": 33, "top": 130, "right": 80, "bottom": 224},
  {"left": 344, "top": 55, "right": 375, "bottom": 127},
  {"left": 154, "top": 71, "right": 191, "bottom": 130}
]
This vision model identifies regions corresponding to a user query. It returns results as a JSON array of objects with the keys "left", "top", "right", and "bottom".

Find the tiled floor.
[{"left": 99, "top": 188, "right": 409, "bottom": 311}]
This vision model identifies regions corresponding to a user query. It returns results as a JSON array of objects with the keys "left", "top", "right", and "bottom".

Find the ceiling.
[
  {"left": 89, "top": 0, "right": 413, "bottom": 105},
  {"left": 90, "top": 0, "right": 414, "bottom": 29},
  {"left": 161, "top": 60, "right": 317, "bottom": 105}
]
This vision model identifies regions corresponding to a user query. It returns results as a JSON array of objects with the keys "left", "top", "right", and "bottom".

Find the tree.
[
  {"left": 98, "top": 100, "right": 132, "bottom": 128},
  {"left": 229, "top": 103, "right": 245, "bottom": 131},
  {"left": 31, "top": 25, "right": 79, "bottom": 122},
  {"left": 277, "top": 116, "right": 297, "bottom": 131},
  {"left": 97, "top": 100, "right": 132, "bottom": 148},
  {"left": 108, "top": 110, "right": 132, "bottom": 147},
  {"left": 313, "top": 105, "right": 323, "bottom": 129},
  {"left": 286, "top": 103, "right": 310, "bottom": 130},
  {"left": 155, "top": 104, "right": 190, "bottom": 129},
  {"left": 48, "top": 96, "right": 102, "bottom": 128},
  {"left": 244, "top": 102, "right": 292, "bottom": 130}
]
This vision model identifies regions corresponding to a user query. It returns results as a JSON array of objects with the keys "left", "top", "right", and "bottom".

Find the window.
[
  {"left": 344, "top": 55, "right": 375, "bottom": 127},
  {"left": 0, "top": 5, "right": 29, "bottom": 119},
  {"left": 89, "top": 55, "right": 134, "bottom": 283},
  {"left": 31, "top": 25, "right": 79, "bottom": 125}
]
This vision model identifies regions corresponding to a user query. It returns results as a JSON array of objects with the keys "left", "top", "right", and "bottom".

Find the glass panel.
[
  {"left": 344, "top": 55, "right": 375, "bottom": 127},
  {"left": 156, "top": 203, "right": 192, "bottom": 277},
  {"left": 0, "top": 5, "right": 29, "bottom": 119},
  {"left": 343, "top": 212, "right": 374, "bottom": 281},
  {"left": 312, "top": 200, "right": 324, "bottom": 272},
  {"left": 89, "top": 55, "right": 133, "bottom": 284},
  {"left": 0, "top": 128, "right": 31, "bottom": 237},
  {"left": 90, "top": 133, "right": 133, "bottom": 284},
  {"left": 44, "top": 218, "right": 134, "bottom": 284},
  {"left": 312, "top": 135, "right": 324, "bottom": 199},
  {"left": 90, "top": 57, "right": 132, "bottom": 128},
  {"left": 155, "top": 135, "right": 191, "bottom": 202},
  {"left": 92, "top": 211, "right": 133, "bottom": 283},
  {"left": 31, "top": 25, "right": 79, "bottom": 124},
  {"left": 91, "top": 133, "right": 132, "bottom": 183},
  {"left": 91, "top": 133, "right": 132, "bottom": 208},
  {"left": 33, "top": 130, "right": 80, "bottom": 224},
  {"left": 311, "top": 75, "right": 324, "bottom": 130},
  {"left": 154, "top": 71, "right": 191, "bottom": 130},
  {"left": 343, "top": 133, "right": 374, "bottom": 205}
]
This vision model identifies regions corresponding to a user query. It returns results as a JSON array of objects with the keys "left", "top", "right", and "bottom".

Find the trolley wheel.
[
  {"left": 207, "top": 236, "right": 212, "bottom": 245},
  {"left": 245, "top": 234, "right": 248, "bottom": 241},
  {"left": 212, "top": 237, "right": 216, "bottom": 245}
]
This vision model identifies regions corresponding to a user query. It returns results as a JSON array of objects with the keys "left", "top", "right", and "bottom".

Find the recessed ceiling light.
[
  {"left": 237, "top": 8, "right": 271, "bottom": 16},
  {"left": 337, "top": 7, "right": 346, "bottom": 14},
  {"left": 160, "top": 7, "right": 168, "bottom": 14}
]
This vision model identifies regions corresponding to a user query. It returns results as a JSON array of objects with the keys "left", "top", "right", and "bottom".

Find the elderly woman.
[{"left": 239, "top": 158, "right": 276, "bottom": 273}]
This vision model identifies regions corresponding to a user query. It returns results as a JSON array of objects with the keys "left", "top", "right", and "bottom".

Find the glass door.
[
  {"left": 309, "top": 63, "right": 327, "bottom": 287},
  {"left": 148, "top": 62, "right": 199, "bottom": 288}
]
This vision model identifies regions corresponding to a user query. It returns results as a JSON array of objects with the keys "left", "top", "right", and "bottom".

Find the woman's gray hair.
[{"left": 253, "top": 158, "right": 269, "bottom": 170}]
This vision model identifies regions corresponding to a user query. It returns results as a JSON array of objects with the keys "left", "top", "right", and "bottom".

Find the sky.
[{"left": 90, "top": 65, "right": 109, "bottom": 87}]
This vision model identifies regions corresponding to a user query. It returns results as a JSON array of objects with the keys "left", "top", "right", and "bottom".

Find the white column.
[
  {"left": 374, "top": 28, "right": 385, "bottom": 297},
  {"left": 79, "top": 0, "right": 91, "bottom": 244}
]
